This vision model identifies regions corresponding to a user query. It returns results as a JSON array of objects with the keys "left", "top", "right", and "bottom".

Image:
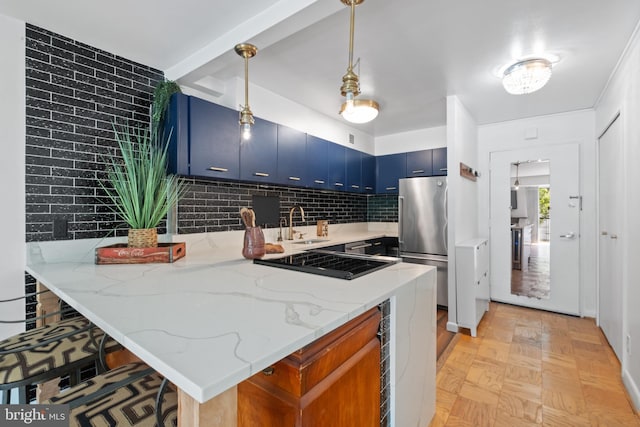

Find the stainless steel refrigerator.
[{"left": 399, "top": 177, "right": 449, "bottom": 307}]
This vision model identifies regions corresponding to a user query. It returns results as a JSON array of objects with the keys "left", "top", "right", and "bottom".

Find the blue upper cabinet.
[
  {"left": 165, "top": 93, "right": 189, "bottom": 176},
  {"left": 276, "top": 125, "right": 307, "bottom": 186},
  {"left": 376, "top": 153, "right": 407, "bottom": 194},
  {"left": 406, "top": 149, "right": 433, "bottom": 177},
  {"left": 432, "top": 147, "right": 448, "bottom": 175},
  {"left": 240, "top": 117, "right": 277, "bottom": 182},
  {"left": 188, "top": 96, "right": 240, "bottom": 180},
  {"left": 327, "top": 143, "right": 346, "bottom": 191},
  {"left": 345, "top": 147, "right": 362, "bottom": 193},
  {"left": 306, "top": 135, "right": 329, "bottom": 189},
  {"left": 361, "top": 153, "right": 376, "bottom": 193}
]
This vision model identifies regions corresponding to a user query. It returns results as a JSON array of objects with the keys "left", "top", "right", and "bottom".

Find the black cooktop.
[{"left": 253, "top": 250, "right": 397, "bottom": 280}]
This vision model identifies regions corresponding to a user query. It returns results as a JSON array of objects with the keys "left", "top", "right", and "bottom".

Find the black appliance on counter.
[{"left": 253, "top": 250, "right": 399, "bottom": 280}]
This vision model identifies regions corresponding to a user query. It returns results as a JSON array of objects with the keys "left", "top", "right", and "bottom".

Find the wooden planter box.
[{"left": 95, "top": 242, "right": 186, "bottom": 264}]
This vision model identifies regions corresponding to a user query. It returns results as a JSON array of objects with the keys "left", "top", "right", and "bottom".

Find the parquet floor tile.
[{"left": 430, "top": 302, "right": 640, "bottom": 427}]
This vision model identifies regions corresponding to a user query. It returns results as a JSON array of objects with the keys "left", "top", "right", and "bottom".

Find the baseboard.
[
  {"left": 446, "top": 321, "right": 458, "bottom": 333},
  {"left": 622, "top": 368, "right": 640, "bottom": 412}
]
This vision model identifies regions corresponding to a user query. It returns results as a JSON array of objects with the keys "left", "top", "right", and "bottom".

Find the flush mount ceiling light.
[
  {"left": 502, "top": 58, "right": 552, "bottom": 95},
  {"left": 339, "top": 0, "right": 379, "bottom": 124},
  {"left": 235, "top": 43, "right": 257, "bottom": 140}
]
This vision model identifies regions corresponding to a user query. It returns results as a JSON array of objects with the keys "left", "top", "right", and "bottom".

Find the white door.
[
  {"left": 598, "top": 116, "right": 623, "bottom": 359},
  {"left": 490, "top": 143, "right": 580, "bottom": 315}
]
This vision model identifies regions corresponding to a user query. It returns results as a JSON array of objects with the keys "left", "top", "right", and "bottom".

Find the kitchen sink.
[{"left": 291, "top": 239, "right": 330, "bottom": 245}]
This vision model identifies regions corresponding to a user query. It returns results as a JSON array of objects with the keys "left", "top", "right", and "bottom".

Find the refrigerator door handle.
[
  {"left": 398, "top": 196, "right": 404, "bottom": 249},
  {"left": 443, "top": 184, "right": 448, "bottom": 253}
]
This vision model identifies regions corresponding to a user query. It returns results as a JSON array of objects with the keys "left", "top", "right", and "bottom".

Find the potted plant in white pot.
[{"left": 100, "top": 124, "right": 187, "bottom": 248}]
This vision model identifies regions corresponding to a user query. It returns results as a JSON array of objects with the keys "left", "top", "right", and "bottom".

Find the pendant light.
[
  {"left": 514, "top": 162, "right": 520, "bottom": 190},
  {"left": 339, "top": 0, "right": 379, "bottom": 123},
  {"left": 235, "top": 43, "right": 258, "bottom": 140}
]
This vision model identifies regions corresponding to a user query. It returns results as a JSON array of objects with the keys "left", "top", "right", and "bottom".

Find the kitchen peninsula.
[{"left": 25, "top": 223, "right": 436, "bottom": 426}]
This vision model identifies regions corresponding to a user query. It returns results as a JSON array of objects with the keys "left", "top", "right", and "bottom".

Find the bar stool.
[
  {"left": 44, "top": 362, "right": 178, "bottom": 427},
  {"left": 0, "top": 291, "right": 119, "bottom": 403}
]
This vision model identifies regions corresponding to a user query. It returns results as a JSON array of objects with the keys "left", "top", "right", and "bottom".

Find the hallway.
[{"left": 431, "top": 302, "right": 640, "bottom": 426}]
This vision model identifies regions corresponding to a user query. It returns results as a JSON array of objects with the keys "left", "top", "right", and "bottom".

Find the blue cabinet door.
[
  {"left": 406, "top": 149, "right": 433, "bottom": 177},
  {"left": 376, "top": 153, "right": 406, "bottom": 194},
  {"left": 432, "top": 147, "right": 448, "bottom": 176},
  {"left": 164, "top": 93, "right": 189, "bottom": 176},
  {"left": 346, "top": 147, "right": 362, "bottom": 193},
  {"left": 188, "top": 96, "right": 240, "bottom": 180},
  {"left": 240, "top": 117, "right": 277, "bottom": 183},
  {"left": 306, "top": 135, "right": 329, "bottom": 189},
  {"left": 327, "top": 143, "right": 346, "bottom": 191},
  {"left": 276, "top": 125, "right": 307, "bottom": 186},
  {"left": 361, "top": 153, "right": 376, "bottom": 193}
]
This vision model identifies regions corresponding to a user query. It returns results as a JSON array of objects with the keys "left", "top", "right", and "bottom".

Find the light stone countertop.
[{"left": 25, "top": 221, "right": 435, "bottom": 424}]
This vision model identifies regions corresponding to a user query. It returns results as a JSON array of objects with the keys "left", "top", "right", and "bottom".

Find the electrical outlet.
[{"left": 627, "top": 334, "right": 631, "bottom": 355}]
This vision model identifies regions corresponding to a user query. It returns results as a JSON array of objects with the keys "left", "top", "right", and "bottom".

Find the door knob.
[{"left": 559, "top": 232, "right": 575, "bottom": 239}]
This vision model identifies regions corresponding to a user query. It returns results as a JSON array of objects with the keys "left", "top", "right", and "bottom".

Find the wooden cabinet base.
[{"left": 238, "top": 308, "right": 381, "bottom": 427}]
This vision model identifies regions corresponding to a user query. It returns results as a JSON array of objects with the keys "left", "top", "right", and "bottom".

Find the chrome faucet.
[
  {"left": 288, "top": 206, "right": 305, "bottom": 240},
  {"left": 277, "top": 218, "right": 287, "bottom": 242}
]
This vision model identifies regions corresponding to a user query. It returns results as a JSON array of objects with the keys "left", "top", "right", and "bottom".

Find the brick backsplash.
[
  {"left": 24, "top": 23, "right": 164, "bottom": 242},
  {"left": 367, "top": 194, "right": 399, "bottom": 222},
  {"left": 177, "top": 178, "right": 368, "bottom": 233}
]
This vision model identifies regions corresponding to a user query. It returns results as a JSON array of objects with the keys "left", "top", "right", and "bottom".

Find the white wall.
[
  {"left": 375, "top": 126, "right": 446, "bottom": 155},
  {"left": 478, "top": 110, "right": 597, "bottom": 319},
  {"left": 595, "top": 22, "right": 640, "bottom": 410},
  {"left": 0, "top": 14, "right": 26, "bottom": 340},
  {"left": 182, "top": 77, "right": 376, "bottom": 154},
  {"left": 446, "top": 95, "right": 479, "bottom": 331}
]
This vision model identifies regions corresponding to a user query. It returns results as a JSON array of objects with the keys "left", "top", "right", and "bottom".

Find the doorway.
[{"left": 490, "top": 143, "right": 580, "bottom": 315}]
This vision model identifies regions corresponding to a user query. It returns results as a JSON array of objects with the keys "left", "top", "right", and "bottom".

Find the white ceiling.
[{"left": 2, "top": 0, "right": 640, "bottom": 137}]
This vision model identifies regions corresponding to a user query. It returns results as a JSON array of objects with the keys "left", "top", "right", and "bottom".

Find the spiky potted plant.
[{"left": 101, "top": 124, "right": 187, "bottom": 248}]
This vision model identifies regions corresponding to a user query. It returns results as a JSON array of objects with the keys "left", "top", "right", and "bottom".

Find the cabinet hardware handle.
[
  {"left": 262, "top": 366, "right": 275, "bottom": 376},
  {"left": 601, "top": 231, "right": 608, "bottom": 236},
  {"left": 611, "top": 234, "right": 618, "bottom": 239},
  {"left": 314, "top": 180, "right": 325, "bottom": 184},
  {"left": 365, "top": 186, "right": 373, "bottom": 190},
  {"left": 412, "top": 170, "right": 424, "bottom": 174},
  {"left": 209, "top": 167, "right": 228, "bottom": 172},
  {"left": 289, "top": 177, "right": 301, "bottom": 181},
  {"left": 334, "top": 183, "right": 344, "bottom": 187},
  {"left": 351, "top": 185, "right": 360, "bottom": 189},
  {"left": 386, "top": 187, "right": 397, "bottom": 191},
  {"left": 373, "top": 242, "right": 382, "bottom": 246},
  {"left": 349, "top": 243, "right": 372, "bottom": 250},
  {"left": 254, "top": 172, "right": 269, "bottom": 177},
  {"left": 439, "top": 168, "right": 448, "bottom": 171}
]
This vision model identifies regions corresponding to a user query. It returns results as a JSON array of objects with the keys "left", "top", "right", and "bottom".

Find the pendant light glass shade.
[
  {"left": 502, "top": 58, "right": 552, "bottom": 95},
  {"left": 235, "top": 43, "right": 257, "bottom": 140},
  {"left": 340, "top": 99, "right": 379, "bottom": 123}
]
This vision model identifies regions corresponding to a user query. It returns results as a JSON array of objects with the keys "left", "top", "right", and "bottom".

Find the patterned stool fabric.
[
  {"left": 45, "top": 362, "right": 178, "bottom": 427},
  {"left": 0, "top": 317, "right": 119, "bottom": 388}
]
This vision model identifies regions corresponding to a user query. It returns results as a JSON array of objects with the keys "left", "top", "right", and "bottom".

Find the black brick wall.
[
  {"left": 178, "top": 178, "right": 368, "bottom": 233},
  {"left": 25, "top": 24, "right": 164, "bottom": 242},
  {"left": 367, "top": 195, "right": 399, "bottom": 222}
]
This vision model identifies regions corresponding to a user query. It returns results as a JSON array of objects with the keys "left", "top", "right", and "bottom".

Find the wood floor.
[{"left": 431, "top": 302, "right": 640, "bottom": 427}]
